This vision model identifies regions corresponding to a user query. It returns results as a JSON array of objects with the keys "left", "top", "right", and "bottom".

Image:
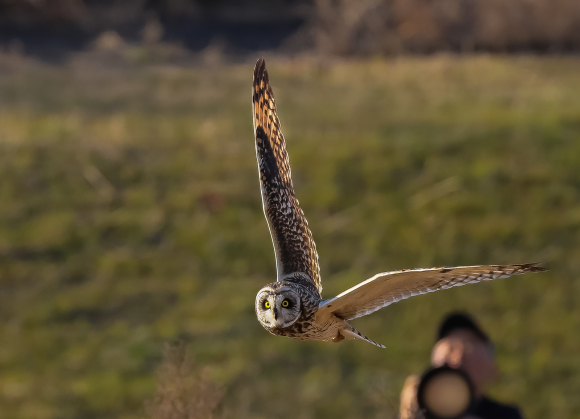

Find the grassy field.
[{"left": 0, "top": 52, "right": 580, "bottom": 419}]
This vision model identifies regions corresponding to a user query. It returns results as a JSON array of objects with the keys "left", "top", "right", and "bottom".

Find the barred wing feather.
[
  {"left": 253, "top": 59, "right": 322, "bottom": 294},
  {"left": 317, "top": 263, "right": 545, "bottom": 321}
]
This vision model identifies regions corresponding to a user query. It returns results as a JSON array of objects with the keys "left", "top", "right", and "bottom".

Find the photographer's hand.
[{"left": 399, "top": 375, "right": 421, "bottom": 419}]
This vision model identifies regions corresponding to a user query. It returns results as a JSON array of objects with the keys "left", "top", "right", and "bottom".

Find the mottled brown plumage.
[
  {"left": 253, "top": 58, "right": 321, "bottom": 293},
  {"left": 252, "top": 58, "right": 546, "bottom": 348}
]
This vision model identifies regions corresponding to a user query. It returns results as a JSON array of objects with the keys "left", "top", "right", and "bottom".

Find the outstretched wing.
[
  {"left": 316, "top": 263, "right": 545, "bottom": 321},
  {"left": 253, "top": 58, "right": 322, "bottom": 294}
]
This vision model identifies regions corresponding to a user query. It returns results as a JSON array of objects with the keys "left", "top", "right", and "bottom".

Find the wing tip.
[
  {"left": 254, "top": 58, "right": 268, "bottom": 84},
  {"left": 516, "top": 262, "right": 548, "bottom": 273}
]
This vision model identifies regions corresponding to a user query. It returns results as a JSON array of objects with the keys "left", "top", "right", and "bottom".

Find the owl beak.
[{"left": 273, "top": 307, "right": 279, "bottom": 320}]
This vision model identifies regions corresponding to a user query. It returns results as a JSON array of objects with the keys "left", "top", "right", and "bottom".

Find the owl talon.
[{"left": 332, "top": 332, "right": 345, "bottom": 343}]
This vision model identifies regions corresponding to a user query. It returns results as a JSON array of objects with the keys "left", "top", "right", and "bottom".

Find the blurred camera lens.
[{"left": 416, "top": 366, "right": 474, "bottom": 419}]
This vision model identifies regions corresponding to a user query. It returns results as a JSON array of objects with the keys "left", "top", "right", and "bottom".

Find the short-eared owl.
[{"left": 252, "top": 58, "right": 545, "bottom": 348}]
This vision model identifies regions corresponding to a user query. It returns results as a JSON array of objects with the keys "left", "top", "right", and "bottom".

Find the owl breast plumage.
[{"left": 251, "top": 58, "right": 546, "bottom": 348}]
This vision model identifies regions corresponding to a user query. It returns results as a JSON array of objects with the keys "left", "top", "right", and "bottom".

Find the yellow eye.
[
  {"left": 282, "top": 300, "right": 289, "bottom": 308},
  {"left": 264, "top": 301, "right": 271, "bottom": 309}
]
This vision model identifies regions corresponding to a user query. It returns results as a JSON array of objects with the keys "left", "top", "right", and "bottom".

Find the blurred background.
[{"left": 1, "top": 1, "right": 580, "bottom": 418}]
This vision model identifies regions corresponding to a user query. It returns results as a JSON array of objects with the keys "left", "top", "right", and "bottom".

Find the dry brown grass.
[
  {"left": 3, "top": 0, "right": 580, "bottom": 55},
  {"left": 146, "top": 345, "right": 223, "bottom": 419},
  {"left": 310, "top": 0, "right": 580, "bottom": 54}
]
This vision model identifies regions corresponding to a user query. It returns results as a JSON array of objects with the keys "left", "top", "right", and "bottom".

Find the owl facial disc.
[{"left": 256, "top": 286, "right": 301, "bottom": 329}]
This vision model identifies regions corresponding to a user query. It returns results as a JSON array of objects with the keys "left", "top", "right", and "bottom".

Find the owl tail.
[{"left": 339, "top": 323, "right": 386, "bottom": 349}]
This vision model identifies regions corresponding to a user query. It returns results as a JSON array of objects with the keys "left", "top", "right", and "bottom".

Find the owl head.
[{"left": 255, "top": 284, "right": 302, "bottom": 329}]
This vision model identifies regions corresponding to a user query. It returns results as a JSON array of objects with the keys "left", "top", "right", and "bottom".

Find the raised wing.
[
  {"left": 317, "top": 263, "right": 545, "bottom": 321},
  {"left": 253, "top": 58, "right": 322, "bottom": 294}
]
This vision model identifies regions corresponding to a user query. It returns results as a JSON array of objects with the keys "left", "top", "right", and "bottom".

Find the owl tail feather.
[{"left": 339, "top": 323, "right": 386, "bottom": 349}]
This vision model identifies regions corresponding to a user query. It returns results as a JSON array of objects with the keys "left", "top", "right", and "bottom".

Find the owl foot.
[{"left": 332, "top": 332, "right": 345, "bottom": 343}]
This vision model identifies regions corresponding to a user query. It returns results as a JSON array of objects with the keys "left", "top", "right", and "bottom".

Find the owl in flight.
[{"left": 252, "top": 58, "right": 545, "bottom": 348}]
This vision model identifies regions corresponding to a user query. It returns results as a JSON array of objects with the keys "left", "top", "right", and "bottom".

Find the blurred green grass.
[{"left": 0, "top": 54, "right": 580, "bottom": 419}]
